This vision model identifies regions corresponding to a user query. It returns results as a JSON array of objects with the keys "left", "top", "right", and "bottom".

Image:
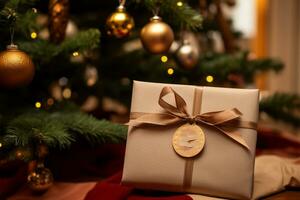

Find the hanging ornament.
[
  {"left": 106, "top": 0, "right": 134, "bottom": 38},
  {"left": 48, "top": 0, "right": 70, "bottom": 43},
  {"left": 0, "top": 44, "right": 35, "bottom": 88},
  {"left": 84, "top": 65, "right": 98, "bottom": 87},
  {"left": 0, "top": 9, "right": 35, "bottom": 88},
  {"left": 27, "top": 162, "right": 54, "bottom": 192},
  {"left": 140, "top": 15, "right": 174, "bottom": 54},
  {"left": 224, "top": 0, "right": 236, "bottom": 7},
  {"left": 37, "top": 14, "right": 78, "bottom": 40},
  {"left": 176, "top": 40, "right": 200, "bottom": 69},
  {"left": 27, "top": 143, "right": 53, "bottom": 192}
]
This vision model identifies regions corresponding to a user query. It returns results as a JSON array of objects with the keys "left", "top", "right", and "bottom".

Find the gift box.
[{"left": 122, "top": 81, "right": 259, "bottom": 199}]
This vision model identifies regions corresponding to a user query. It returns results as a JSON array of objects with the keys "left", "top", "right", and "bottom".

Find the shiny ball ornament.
[
  {"left": 0, "top": 45, "right": 35, "bottom": 88},
  {"left": 140, "top": 16, "right": 174, "bottom": 54},
  {"left": 176, "top": 40, "right": 200, "bottom": 69},
  {"left": 48, "top": 0, "right": 70, "bottom": 43},
  {"left": 106, "top": 5, "right": 134, "bottom": 38},
  {"left": 225, "top": 0, "right": 236, "bottom": 7},
  {"left": 27, "top": 163, "right": 54, "bottom": 192}
]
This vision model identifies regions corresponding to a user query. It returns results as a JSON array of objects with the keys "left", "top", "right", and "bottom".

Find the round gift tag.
[{"left": 172, "top": 123, "right": 205, "bottom": 158}]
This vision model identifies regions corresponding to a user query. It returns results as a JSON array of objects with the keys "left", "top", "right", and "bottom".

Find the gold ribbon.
[{"left": 128, "top": 86, "right": 257, "bottom": 150}]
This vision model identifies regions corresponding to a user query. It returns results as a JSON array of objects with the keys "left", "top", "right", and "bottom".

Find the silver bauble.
[{"left": 176, "top": 40, "right": 200, "bottom": 69}]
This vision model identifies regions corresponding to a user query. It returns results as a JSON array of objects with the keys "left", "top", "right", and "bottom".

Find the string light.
[
  {"left": 0, "top": 143, "right": 2, "bottom": 148},
  {"left": 54, "top": 4, "right": 63, "bottom": 13},
  {"left": 16, "top": 150, "right": 24, "bottom": 159},
  {"left": 167, "top": 68, "right": 174, "bottom": 75},
  {"left": 206, "top": 75, "right": 214, "bottom": 83},
  {"left": 177, "top": 1, "right": 183, "bottom": 7},
  {"left": 72, "top": 51, "right": 79, "bottom": 57},
  {"left": 35, "top": 102, "right": 42, "bottom": 109},
  {"left": 58, "top": 77, "right": 68, "bottom": 86},
  {"left": 32, "top": 8, "right": 38, "bottom": 13},
  {"left": 47, "top": 98, "right": 54, "bottom": 106},
  {"left": 161, "top": 55, "right": 168, "bottom": 63},
  {"left": 31, "top": 32, "right": 37, "bottom": 39},
  {"left": 62, "top": 88, "right": 72, "bottom": 99}
]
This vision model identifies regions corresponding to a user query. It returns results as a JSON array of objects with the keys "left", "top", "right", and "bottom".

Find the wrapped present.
[{"left": 122, "top": 81, "right": 259, "bottom": 199}]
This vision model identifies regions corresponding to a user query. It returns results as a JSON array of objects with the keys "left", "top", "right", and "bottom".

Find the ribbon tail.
[
  {"left": 199, "top": 108, "right": 242, "bottom": 125},
  {"left": 215, "top": 127, "right": 250, "bottom": 150},
  {"left": 127, "top": 113, "right": 181, "bottom": 127}
]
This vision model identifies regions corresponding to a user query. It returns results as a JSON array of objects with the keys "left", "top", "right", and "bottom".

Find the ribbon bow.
[{"left": 129, "top": 87, "right": 257, "bottom": 150}]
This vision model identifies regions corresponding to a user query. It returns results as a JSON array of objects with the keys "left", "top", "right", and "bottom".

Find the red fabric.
[
  {"left": 48, "top": 143, "right": 126, "bottom": 181},
  {"left": 256, "top": 127, "right": 300, "bottom": 157},
  {"left": 0, "top": 163, "right": 27, "bottom": 199},
  {"left": 84, "top": 171, "right": 192, "bottom": 200}
]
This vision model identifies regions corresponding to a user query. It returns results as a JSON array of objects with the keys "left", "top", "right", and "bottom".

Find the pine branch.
[
  {"left": 4, "top": 112, "right": 73, "bottom": 149},
  {"left": 0, "top": 0, "right": 38, "bottom": 25},
  {"left": 19, "top": 29, "right": 101, "bottom": 63},
  {"left": 159, "top": 0, "right": 202, "bottom": 30},
  {"left": 132, "top": 0, "right": 202, "bottom": 30},
  {"left": 60, "top": 28, "right": 101, "bottom": 53},
  {"left": 259, "top": 93, "right": 300, "bottom": 127},
  {"left": 16, "top": 8, "right": 38, "bottom": 36},
  {"left": 5, "top": 0, "right": 37, "bottom": 9},
  {"left": 19, "top": 40, "right": 58, "bottom": 62},
  {"left": 1, "top": 108, "right": 126, "bottom": 152},
  {"left": 61, "top": 112, "right": 127, "bottom": 144},
  {"left": 198, "top": 52, "right": 284, "bottom": 83}
]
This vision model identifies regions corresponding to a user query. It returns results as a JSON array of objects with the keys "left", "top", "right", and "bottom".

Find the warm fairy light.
[
  {"left": 16, "top": 151, "right": 23, "bottom": 157},
  {"left": 35, "top": 102, "right": 42, "bottom": 109},
  {"left": 54, "top": 4, "right": 63, "bottom": 13},
  {"left": 62, "top": 88, "right": 72, "bottom": 99},
  {"left": 167, "top": 68, "right": 174, "bottom": 75},
  {"left": 115, "top": 13, "right": 126, "bottom": 21},
  {"left": 87, "top": 79, "right": 96, "bottom": 87},
  {"left": 177, "top": 1, "right": 183, "bottom": 7},
  {"left": 32, "top": 8, "right": 38, "bottom": 13},
  {"left": 72, "top": 51, "right": 79, "bottom": 57},
  {"left": 0, "top": 143, "right": 2, "bottom": 148},
  {"left": 31, "top": 32, "right": 37, "bottom": 39},
  {"left": 206, "top": 75, "right": 214, "bottom": 83},
  {"left": 161, "top": 55, "right": 168, "bottom": 63},
  {"left": 47, "top": 98, "right": 54, "bottom": 106}
]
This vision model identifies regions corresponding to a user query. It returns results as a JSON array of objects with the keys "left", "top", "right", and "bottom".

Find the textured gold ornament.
[
  {"left": 37, "top": 144, "right": 49, "bottom": 158},
  {"left": 176, "top": 40, "right": 200, "bottom": 69},
  {"left": 106, "top": 5, "right": 134, "bottom": 38},
  {"left": 172, "top": 123, "right": 205, "bottom": 158},
  {"left": 0, "top": 45, "right": 35, "bottom": 88},
  {"left": 140, "top": 16, "right": 174, "bottom": 54},
  {"left": 48, "top": 0, "right": 69, "bottom": 43},
  {"left": 27, "top": 162, "right": 54, "bottom": 192}
]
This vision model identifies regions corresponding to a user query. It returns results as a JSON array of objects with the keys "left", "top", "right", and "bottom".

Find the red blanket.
[{"left": 84, "top": 171, "right": 192, "bottom": 200}]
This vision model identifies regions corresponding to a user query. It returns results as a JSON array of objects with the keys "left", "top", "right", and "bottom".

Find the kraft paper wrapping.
[{"left": 122, "top": 81, "right": 259, "bottom": 199}]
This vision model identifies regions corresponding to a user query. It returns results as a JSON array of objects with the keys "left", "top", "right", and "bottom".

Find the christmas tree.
[{"left": 0, "top": 0, "right": 299, "bottom": 173}]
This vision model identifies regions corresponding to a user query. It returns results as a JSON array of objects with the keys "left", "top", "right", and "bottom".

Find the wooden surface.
[{"left": 264, "top": 191, "right": 300, "bottom": 200}]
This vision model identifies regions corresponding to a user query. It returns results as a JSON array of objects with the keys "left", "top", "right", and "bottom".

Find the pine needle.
[{"left": 260, "top": 93, "right": 300, "bottom": 127}]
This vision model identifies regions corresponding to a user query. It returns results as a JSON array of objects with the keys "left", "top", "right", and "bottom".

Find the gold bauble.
[
  {"left": 106, "top": 5, "right": 134, "bottom": 38},
  {"left": 48, "top": 0, "right": 70, "bottom": 43},
  {"left": 27, "top": 163, "right": 54, "bottom": 192},
  {"left": 140, "top": 16, "right": 174, "bottom": 54},
  {"left": 0, "top": 45, "right": 35, "bottom": 88}
]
